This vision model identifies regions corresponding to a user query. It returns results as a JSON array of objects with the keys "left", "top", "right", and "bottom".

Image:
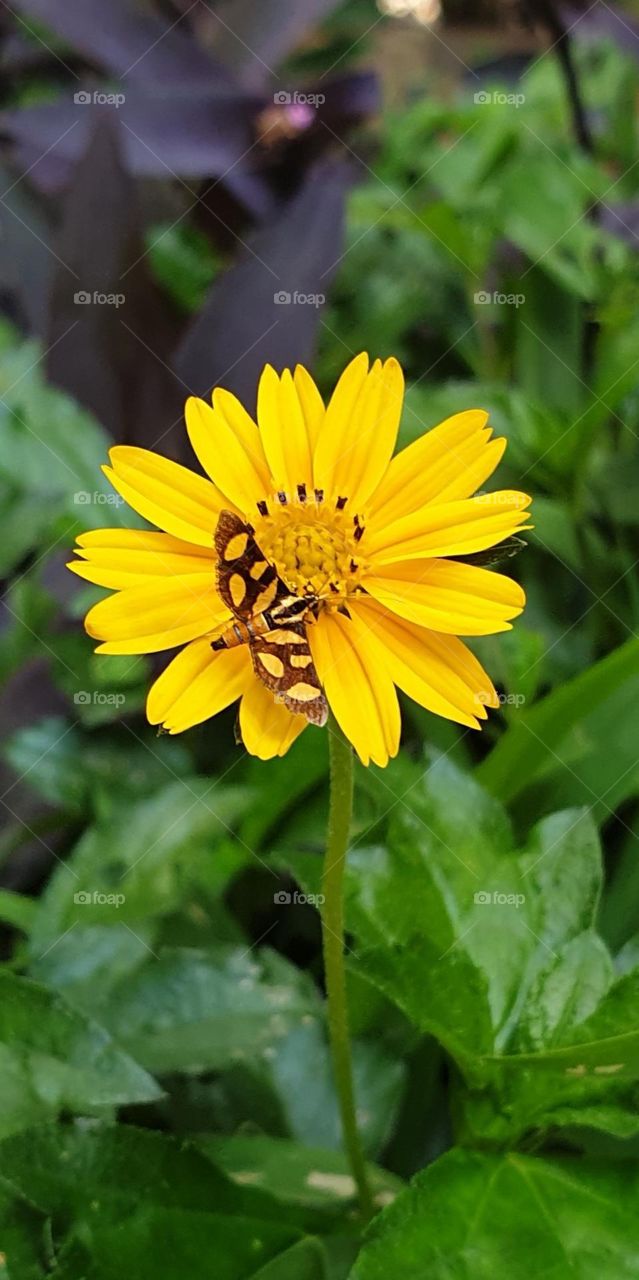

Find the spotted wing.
[
  {"left": 250, "top": 622, "right": 328, "bottom": 727},
  {"left": 214, "top": 510, "right": 284, "bottom": 620}
]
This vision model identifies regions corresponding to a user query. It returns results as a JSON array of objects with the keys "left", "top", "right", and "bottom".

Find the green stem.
[{"left": 321, "top": 715, "right": 375, "bottom": 1221}]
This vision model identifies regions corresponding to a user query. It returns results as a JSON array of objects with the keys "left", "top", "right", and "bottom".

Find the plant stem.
[{"left": 321, "top": 715, "right": 375, "bottom": 1221}]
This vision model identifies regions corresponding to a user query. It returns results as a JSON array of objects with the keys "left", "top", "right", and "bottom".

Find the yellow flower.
[{"left": 68, "top": 353, "right": 531, "bottom": 766}]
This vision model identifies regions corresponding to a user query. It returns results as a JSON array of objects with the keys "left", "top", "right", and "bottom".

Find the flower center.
[{"left": 253, "top": 491, "right": 365, "bottom": 601}]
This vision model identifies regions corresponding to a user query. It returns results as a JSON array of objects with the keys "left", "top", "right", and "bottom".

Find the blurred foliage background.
[{"left": 2, "top": 0, "right": 639, "bottom": 1276}]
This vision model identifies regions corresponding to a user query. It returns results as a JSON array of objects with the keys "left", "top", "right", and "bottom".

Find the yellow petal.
[
  {"left": 367, "top": 492, "right": 532, "bottom": 564},
  {"left": 68, "top": 529, "right": 215, "bottom": 590},
  {"left": 309, "top": 609, "right": 400, "bottom": 767},
  {"left": 85, "top": 575, "right": 229, "bottom": 654},
  {"left": 363, "top": 559, "right": 525, "bottom": 635},
  {"left": 105, "top": 446, "right": 223, "bottom": 549},
  {"left": 314, "top": 354, "right": 404, "bottom": 506},
  {"left": 294, "top": 364, "right": 325, "bottom": 451},
  {"left": 369, "top": 410, "right": 501, "bottom": 525},
  {"left": 352, "top": 598, "right": 499, "bottom": 729},
  {"left": 238, "top": 678, "right": 307, "bottom": 759},
  {"left": 147, "top": 638, "right": 251, "bottom": 733},
  {"left": 185, "top": 394, "right": 271, "bottom": 513},
  {"left": 257, "top": 365, "right": 314, "bottom": 492}
]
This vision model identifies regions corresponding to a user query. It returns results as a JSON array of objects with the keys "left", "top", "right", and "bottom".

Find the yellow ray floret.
[{"left": 68, "top": 352, "right": 531, "bottom": 765}]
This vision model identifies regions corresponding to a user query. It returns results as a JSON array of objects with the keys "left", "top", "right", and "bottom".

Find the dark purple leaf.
[
  {"left": 175, "top": 157, "right": 356, "bottom": 409},
  {"left": 0, "top": 161, "right": 51, "bottom": 335},
  {"left": 46, "top": 110, "right": 185, "bottom": 457},
  {"left": 208, "top": 0, "right": 345, "bottom": 88},
  {"left": 562, "top": 3, "right": 639, "bottom": 57},
  {"left": 314, "top": 70, "right": 380, "bottom": 130},
  {"left": 9, "top": 0, "right": 231, "bottom": 86},
  {"left": 1, "top": 87, "right": 262, "bottom": 183},
  {"left": 600, "top": 201, "right": 639, "bottom": 246}
]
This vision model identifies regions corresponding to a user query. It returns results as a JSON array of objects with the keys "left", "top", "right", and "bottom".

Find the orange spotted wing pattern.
[{"left": 213, "top": 511, "right": 328, "bottom": 727}]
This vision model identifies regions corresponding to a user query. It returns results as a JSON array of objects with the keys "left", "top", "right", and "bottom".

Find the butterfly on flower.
[
  {"left": 211, "top": 510, "right": 328, "bottom": 726},
  {"left": 67, "top": 353, "right": 532, "bottom": 764}
]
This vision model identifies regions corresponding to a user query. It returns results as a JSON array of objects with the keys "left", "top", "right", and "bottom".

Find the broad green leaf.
[
  {"left": 29, "top": 779, "right": 251, "bottom": 952},
  {"left": 0, "top": 971, "right": 160, "bottom": 1136},
  {"left": 200, "top": 1134, "right": 402, "bottom": 1212},
  {"left": 29, "top": 923, "right": 157, "bottom": 1011},
  {"left": 477, "top": 637, "right": 639, "bottom": 817},
  {"left": 0, "top": 326, "right": 134, "bottom": 575},
  {"left": 240, "top": 730, "right": 328, "bottom": 850},
  {"left": 500, "top": 148, "right": 600, "bottom": 299},
  {"left": 0, "top": 889, "right": 37, "bottom": 934},
  {"left": 96, "top": 946, "right": 321, "bottom": 1075},
  {"left": 514, "top": 267, "right": 584, "bottom": 418},
  {"left": 0, "top": 1124, "right": 306, "bottom": 1280},
  {"left": 350, "top": 1149, "right": 639, "bottom": 1279},
  {"left": 0, "top": 1187, "right": 48, "bottom": 1280},
  {"left": 269, "top": 1019, "right": 404, "bottom": 1156},
  {"left": 3, "top": 716, "right": 191, "bottom": 817}
]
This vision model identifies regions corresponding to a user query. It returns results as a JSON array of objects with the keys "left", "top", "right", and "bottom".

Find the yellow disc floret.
[{"left": 254, "top": 494, "right": 365, "bottom": 601}]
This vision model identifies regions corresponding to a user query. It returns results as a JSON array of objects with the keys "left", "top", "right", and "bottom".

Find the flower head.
[{"left": 68, "top": 354, "right": 531, "bottom": 765}]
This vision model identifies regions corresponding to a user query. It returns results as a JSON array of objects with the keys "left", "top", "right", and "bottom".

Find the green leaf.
[
  {"left": 0, "top": 326, "right": 133, "bottom": 574},
  {"left": 200, "top": 1134, "right": 402, "bottom": 1212},
  {"left": 29, "top": 779, "right": 251, "bottom": 952},
  {"left": 0, "top": 1124, "right": 306, "bottom": 1280},
  {"left": 500, "top": 148, "right": 600, "bottom": 299},
  {"left": 29, "top": 923, "right": 157, "bottom": 1012},
  {"left": 96, "top": 946, "right": 321, "bottom": 1075},
  {"left": 3, "top": 717, "right": 191, "bottom": 816},
  {"left": 0, "top": 1186, "right": 48, "bottom": 1280},
  {"left": 0, "top": 889, "right": 37, "bottom": 934},
  {"left": 268, "top": 1019, "right": 404, "bottom": 1157},
  {"left": 250, "top": 1239, "right": 327, "bottom": 1280},
  {"left": 477, "top": 637, "right": 639, "bottom": 819},
  {"left": 239, "top": 731, "right": 328, "bottom": 850},
  {"left": 515, "top": 267, "right": 584, "bottom": 418},
  {"left": 146, "top": 222, "right": 220, "bottom": 312},
  {"left": 0, "top": 971, "right": 161, "bottom": 1136},
  {"left": 350, "top": 1149, "right": 639, "bottom": 1279}
]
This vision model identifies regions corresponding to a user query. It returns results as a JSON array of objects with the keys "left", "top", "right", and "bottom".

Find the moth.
[{"left": 211, "top": 511, "right": 328, "bottom": 727}]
